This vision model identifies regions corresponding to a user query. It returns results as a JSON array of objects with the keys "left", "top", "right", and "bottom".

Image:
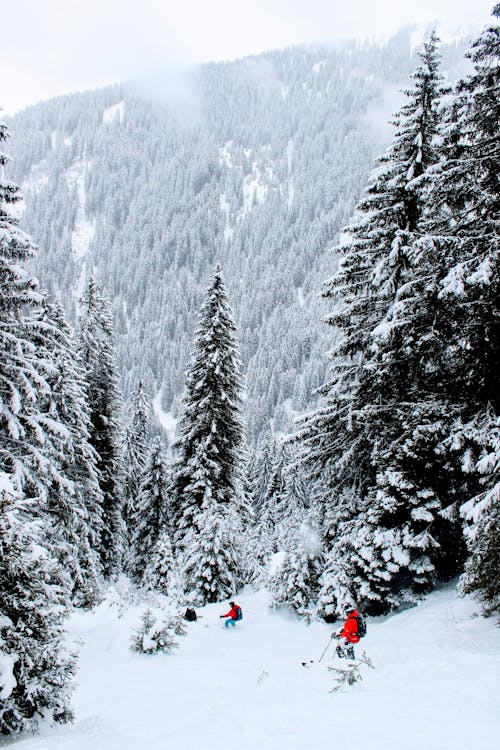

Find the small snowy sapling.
[{"left": 130, "top": 609, "right": 186, "bottom": 655}]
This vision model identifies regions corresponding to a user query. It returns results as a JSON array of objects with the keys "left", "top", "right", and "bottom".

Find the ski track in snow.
[
  {"left": 5, "top": 586, "right": 500, "bottom": 750},
  {"left": 152, "top": 390, "right": 177, "bottom": 446}
]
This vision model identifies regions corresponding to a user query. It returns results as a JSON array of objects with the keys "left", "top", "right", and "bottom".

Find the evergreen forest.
[{"left": 0, "top": 8, "right": 498, "bottom": 736}]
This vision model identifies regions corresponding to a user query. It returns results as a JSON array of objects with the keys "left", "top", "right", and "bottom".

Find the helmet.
[{"left": 343, "top": 603, "right": 355, "bottom": 614}]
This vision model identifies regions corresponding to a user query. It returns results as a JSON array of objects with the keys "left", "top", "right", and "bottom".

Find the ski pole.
[
  {"left": 301, "top": 635, "right": 338, "bottom": 667},
  {"left": 318, "top": 636, "right": 334, "bottom": 663}
]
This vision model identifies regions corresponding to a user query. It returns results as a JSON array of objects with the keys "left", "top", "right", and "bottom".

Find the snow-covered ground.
[{"left": 6, "top": 584, "right": 500, "bottom": 750}]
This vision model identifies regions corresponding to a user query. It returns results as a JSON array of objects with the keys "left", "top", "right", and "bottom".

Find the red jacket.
[
  {"left": 222, "top": 605, "right": 240, "bottom": 620},
  {"left": 340, "top": 610, "right": 361, "bottom": 643}
]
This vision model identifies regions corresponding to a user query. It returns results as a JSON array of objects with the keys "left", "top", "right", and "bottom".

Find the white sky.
[{"left": 2, "top": 0, "right": 495, "bottom": 114}]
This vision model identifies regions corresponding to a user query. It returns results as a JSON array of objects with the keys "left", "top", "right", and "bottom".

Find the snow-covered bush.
[
  {"left": 130, "top": 609, "right": 186, "bottom": 655},
  {"left": 269, "top": 518, "right": 322, "bottom": 619}
]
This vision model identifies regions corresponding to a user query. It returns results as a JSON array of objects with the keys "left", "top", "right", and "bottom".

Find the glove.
[
  {"left": 331, "top": 632, "right": 340, "bottom": 639},
  {"left": 219, "top": 615, "right": 224, "bottom": 619}
]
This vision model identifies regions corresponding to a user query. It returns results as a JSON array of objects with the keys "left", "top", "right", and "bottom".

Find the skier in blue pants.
[{"left": 220, "top": 602, "right": 241, "bottom": 628}]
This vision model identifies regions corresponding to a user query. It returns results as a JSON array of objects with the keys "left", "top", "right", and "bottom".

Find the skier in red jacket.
[
  {"left": 332, "top": 604, "right": 360, "bottom": 660},
  {"left": 220, "top": 601, "right": 241, "bottom": 628}
]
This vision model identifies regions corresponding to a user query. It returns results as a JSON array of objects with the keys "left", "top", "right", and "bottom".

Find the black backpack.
[
  {"left": 355, "top": 613, "right": 367, "bottom": 638},
  {"left": 234, "top": 606, "right": 243, "bottom": 621}
]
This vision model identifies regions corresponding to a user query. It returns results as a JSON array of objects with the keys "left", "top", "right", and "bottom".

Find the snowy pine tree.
[
  {"left": 248, "top": 433, "right": 275, "bottom": 518},
  {"left": 77, "top": 276, "right": 125, "bottom": 577},
  {"left": 270, "top": 512, "right": 322, "bottom": 619},
  {"left": 315, "top": 487, "right": 360, "bottom": 620},
  {"left": 143, "top": 526, "right": 178, "bottom": 597},
  {"left": 129, "top": 436, "right": 171, "bottom": 584},
  {"left": 34, "top": 297, "right": 104, "bottom": 608},
  {"left": 0, "top": 475, "right": 76, "bottom": 734},
  {"left": 130, "top": 607, "right": 186, "bottom": 655},
  {"left": 458, "top": 410, "right": 500, "bottom": 614},
  {"left": 276, "top": 453, "right": 309, "bottom": 550},
  {"left": 232, "top": 444, "right": 255, "bottom": 585},
  {"left": 419, "top": 6, "right": 500, "bottom": 613},
  {"left": 172, "top": 267, "right": 245, "bottom": 604},
  {"left": 249, "top": 440, "right": 285, "bottom": 584},
  {"left": 325, "top": 31, "right": 446, "bottom": 360},
  {"left": 0, "top": 123, "right": 70, "bottom": 514},
  {"left": 122, "top": 380, "right": 150, "bottom": 542},
  {"left": 258, "top": 443, "right": 287, "bottom": 553},
  {"left": 0, "top": 124, "right": 76, "bottom": 731},
  {"left": 298, "top": 35, "right": 453, "bottom": 614},
  {"left": 181, "top": 456, "right": 242, "bottom": 605}
]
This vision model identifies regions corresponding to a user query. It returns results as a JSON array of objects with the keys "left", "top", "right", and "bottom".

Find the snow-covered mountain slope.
[
  {"left": 6, "top": 35, "right": 470, "bottom": 442},
  {"left": 12, "top": 584, "right": 500, "bottom": 750}
]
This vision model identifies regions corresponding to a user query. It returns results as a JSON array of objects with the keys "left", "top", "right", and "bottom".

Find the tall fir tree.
[
  {"left": 35, "top": 297, "right": 104, "bottom": 607},
  {"left": 276, "top": 453, "right": 309, "bottom": 550},
  {"left": 257, "top": 442, "right": 287, "bottom": 555},
  {"left": 298, "top": 35, "right": 454, "bottom": 615},
  {"left": 233, "top": 442, "right": 255, "bottom": 585},
  {"left": 0, "top": 123, "right": 69, "bottom": 510},
  {"left": 315, "top": 487, "right": 361, "bottom": 621},
  {"left": 129, "top": 436, "right": 171, "bottom": 583},
  {"left": 142, "top": 526, "right": 178, "bottom": 597},
  {"left": 77, "top": 276, "right": 124, "bottom": 577},
  {"left": 122, "top": 380, "right": 150, "bottom": 543},
  {"left": 325, "top": 31, "right": 447, "bottom": 362},
  {"left": 249, "top": 440, "right": 285, "bottom": 585},
  {"left": 418, "top": 6, "right": 500, "bottom": 613},
  {"left": 248, "top": 433, "right": 275, "bottom": 518},
  {"left": 172, "top": 267, "right": 245, "bottom": 604},
  {"left": 0, "top": 124, "right": 76, "bottom": 733}
]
